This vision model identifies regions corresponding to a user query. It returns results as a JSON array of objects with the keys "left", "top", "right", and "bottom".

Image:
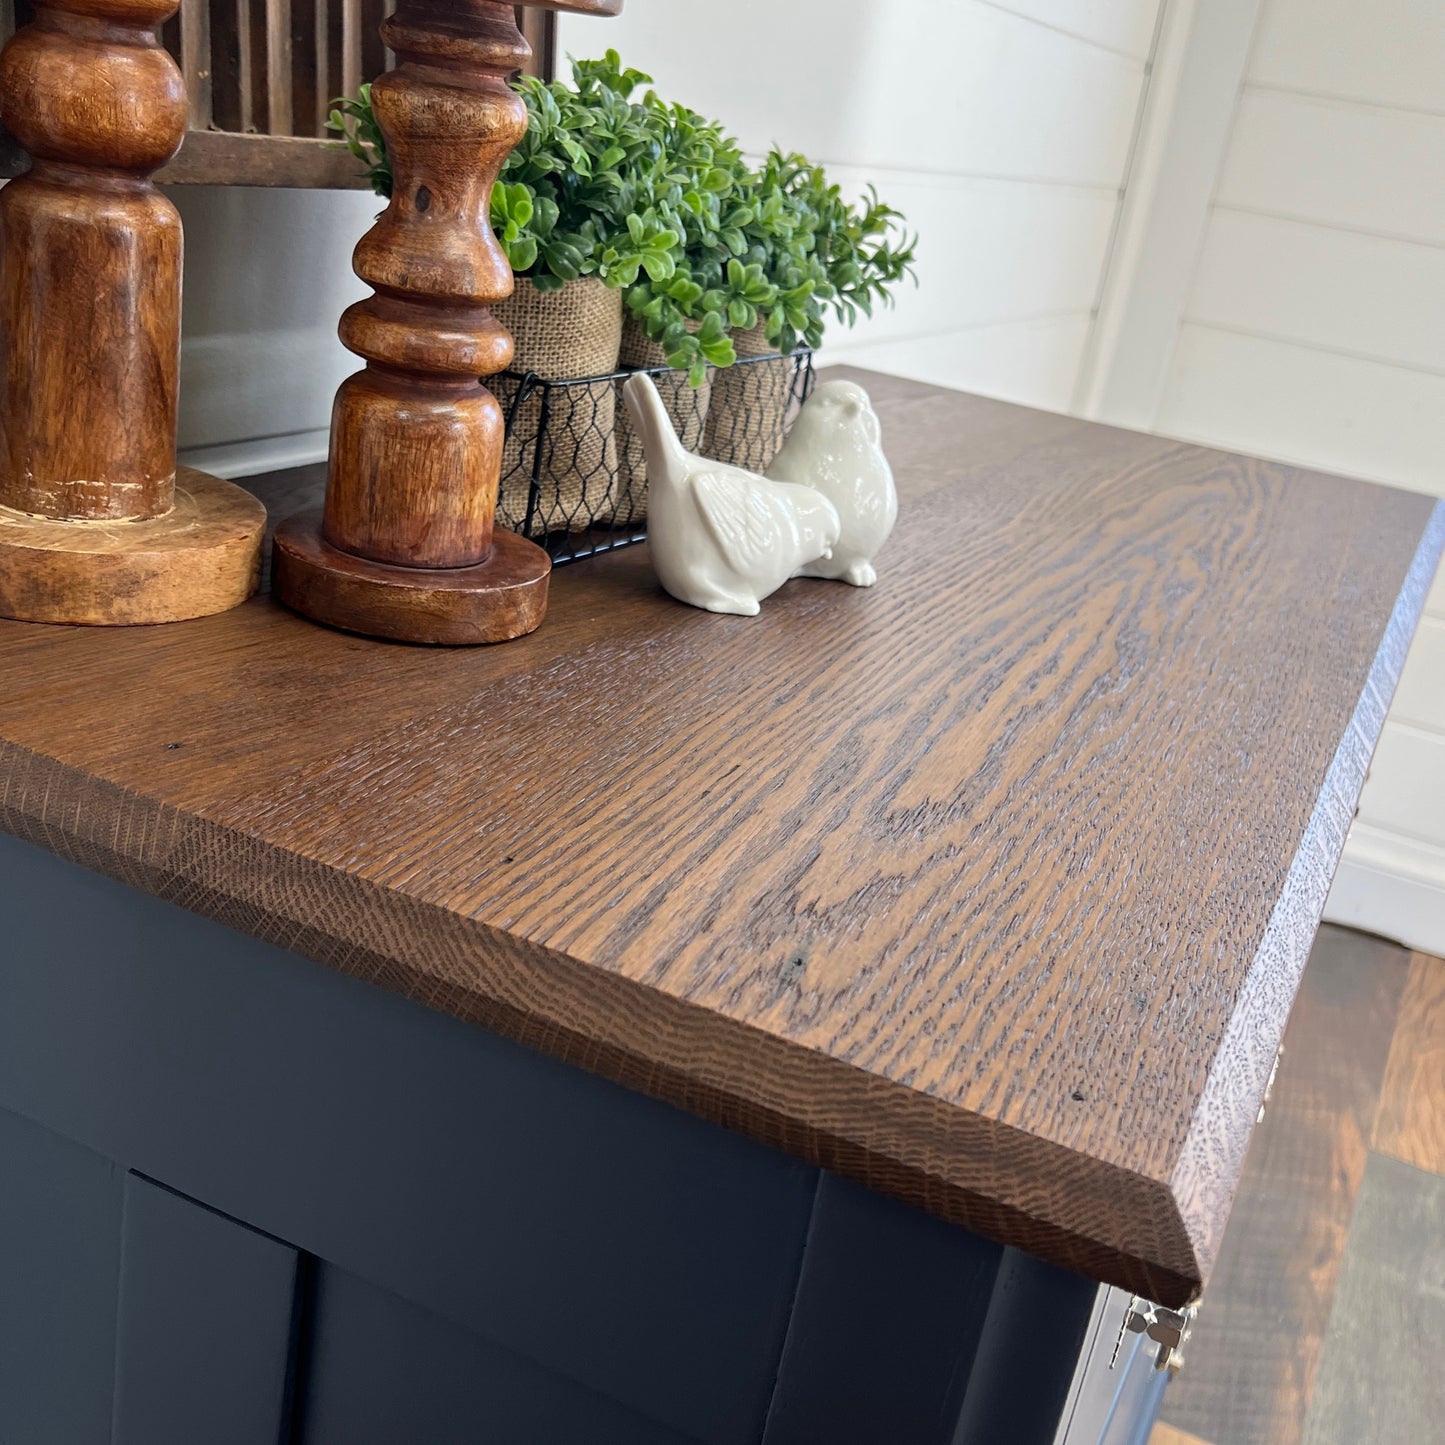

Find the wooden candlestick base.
[
  {"left": 272, "top": 0, "right": 618, "bottom": 647},
  {"left": 273, "top": 511, "right": 549, "bottom": 646},
  {"left": 0, "top": 469, "right": 265, "bottom": 626},
  {"left": 0, "top": 1, "right": 266, "bottom": 627}
]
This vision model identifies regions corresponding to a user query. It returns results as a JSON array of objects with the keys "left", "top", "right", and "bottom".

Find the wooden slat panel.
[
  {"left": 288, "top": 0, "right": 321, "bottom": 136},
  {"left": 1, "top": 0, "right": 525, "bottom": 180},
  {"left": 518, "top": 6, "right": 554, "bottom": 79},
  {"left": 1298, "top": 1153, "right": 1445, "bottom": 1443},
  {"left": 157, "top": 129, "right": 369, "bottom": 186},
  {"left": 324, "top": 0, "right": 345, "bottom": 141},
  {"left": 243, "top": 0, "right": 268, "bottom": 131},
  {"left": 341, "top": 0, "right": 362, "bottom": 114},
  {"left": 360, "top": 0, "right": 389, "bottom": 92},
  {"left": 180, "top": 0, "right": 214, "bottom": 131},
  {"left": 159, "top": 10, "right": 181, "bottom": 70},
  {"left": 209, "top": 0, "right": 246, "bottom": 133},
  {"left": 1373, "top": 950, "right": 1445, "bottom": 1177},
  {"left": 1158, "top": 927, "right": 1410, "bottom": 1445},
  {"left": 265, "top": 0, "right": 292, "bottom": 136}
]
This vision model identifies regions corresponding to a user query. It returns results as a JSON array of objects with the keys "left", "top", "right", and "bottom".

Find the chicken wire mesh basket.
[{"left": 492, "top": 348, "right": 816, "bottom": 565}]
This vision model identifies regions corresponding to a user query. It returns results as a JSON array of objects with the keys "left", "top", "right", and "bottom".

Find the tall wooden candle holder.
[
  {"left": 274, "top": 0, "right": 621, "bottom": 646},
  {"left": 0, "top": 0, "right": 265, "bottom": 627}
]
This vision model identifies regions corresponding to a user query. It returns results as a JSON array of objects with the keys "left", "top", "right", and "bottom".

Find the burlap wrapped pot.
[
  {"left": 607, "top": 316, "right": 713, "bottom": 526},
  {"left": 490, "top": 277, "right": 623, "bottom": 534},
  {"left": 702, "top": 322, "right": 797, "bottom": 473}
]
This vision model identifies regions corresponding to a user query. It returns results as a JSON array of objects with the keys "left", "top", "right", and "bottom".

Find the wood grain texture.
[
  {"left": 321, "top": 0, "right": 524, "bottom": 567},
  {"left": 0, "top": 0, "right": 187, "bottom": 521},
  {"left": 0, "top": 469, "right": 265, "bottom": 626},
  {"left": 4, "top": 4, "right": 566, "bottom": 185},
  {"left": 534, "top": 0, "right": 621, "bottom": 12},
  {"left": 1372, "top": 950, "right": 1445, "bottom": 1177},
  {"left": 0, "top": 371, "right": 1437, "bottom": 1306},
  {"left": 1300, "top": 1152, "right": 1445, "bottom": 1445},
  {"left": 275, "top": 0, "right": 563, "bottom": 644},
  {"left": 0, "top": 3, "right": 265, "bottom": 625},
  {"left": 1150, "top": 1425, "right": 1212, "bottom": 1445},
  {"left": 156, "top": 131, "right": 370, "bottom": 188},
  {"left": 273, "top": 511, "right": 550, "bottom": 644},
  {"left": 1158, "top": 926, "right": 1410, "bottom": 1445}
]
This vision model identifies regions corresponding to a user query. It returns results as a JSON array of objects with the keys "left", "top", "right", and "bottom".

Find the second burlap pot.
[
  {"left": 607, "top": 316, "right": 713, "bottom": 526},
  {"left": 701, "top": 323, "right": 797, "bottom": 474},
  {"left": 490, "top": 277, "right": 623, "bottom": 534}
]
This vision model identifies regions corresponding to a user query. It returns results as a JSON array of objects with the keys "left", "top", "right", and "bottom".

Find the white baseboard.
[
  {"left": 177, "top": 429, "right": 330, "bottom": 481},
  {"left": 1324, "top": 822, "right": 1445, "bottom": 956}
]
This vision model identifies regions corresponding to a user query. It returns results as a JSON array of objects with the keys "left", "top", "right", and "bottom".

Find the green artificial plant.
[
  {"left": 330, "top": 54, "right": 682, "bottom": 296},
  {"left": 616, "top": 90, "right": 760, "bottom": 382},
  {"left": 329, "top": 52, "right": 916, "bottom": 385},
  {"left": 743, "top": 151, "right": 918, "bottom": 357}
]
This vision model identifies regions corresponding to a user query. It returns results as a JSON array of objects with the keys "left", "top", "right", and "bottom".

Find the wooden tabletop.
[
  {"left": 532, "top": 0, "right": 622, "bottom": 13},
  {"left": 1, "top": 370, "right": 1438, "bottom": 1307}
]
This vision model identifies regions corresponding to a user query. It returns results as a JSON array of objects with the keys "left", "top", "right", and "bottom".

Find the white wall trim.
[
  {"left": 1325, "top": 823, "right": 1445, "bottom": 956},
  {"left": 178, "top": 428, "right": 330, "bottom": 482},
  {"left": 1074, "top": 0, "right": 1265, "bottom": 427}
]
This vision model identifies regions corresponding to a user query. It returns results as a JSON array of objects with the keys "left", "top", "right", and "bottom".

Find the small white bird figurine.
[
  {"left": 766, "top": 379, "right": 896, "bottom": 588},
  {"left": 624, "top": 372, "right": 841, "bottom": 617}
]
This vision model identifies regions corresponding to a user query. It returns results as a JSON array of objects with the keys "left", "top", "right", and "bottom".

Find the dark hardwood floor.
[{"left": 1152, "top": 925, "right": 1445, "bottom": 1445}]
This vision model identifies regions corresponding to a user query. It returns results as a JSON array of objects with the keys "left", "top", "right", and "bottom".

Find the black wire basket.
[{"left": 492, "top": 348, "right": 816, "bottom": 565}]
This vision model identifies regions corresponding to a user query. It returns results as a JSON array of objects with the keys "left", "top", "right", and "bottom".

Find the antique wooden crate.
[{"left": 0, "top": 0, "right": 552, "bottom": 186}]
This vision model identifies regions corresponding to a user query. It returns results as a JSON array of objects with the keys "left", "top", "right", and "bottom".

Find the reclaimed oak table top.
[{"left": 1, "top": 370, "right": 1439, "bottom": 1307}]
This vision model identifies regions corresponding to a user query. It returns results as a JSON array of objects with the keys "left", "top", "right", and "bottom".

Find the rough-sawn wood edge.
[
  {"left": 3, "top": 503, "right": 1440, "bottom": 1307},
  {"left": 0, "top": 751, "right": 1195, "bottom": 1301},
  {"left": 1168, "top": 500, "right": 1445, "bottom": 1285}
]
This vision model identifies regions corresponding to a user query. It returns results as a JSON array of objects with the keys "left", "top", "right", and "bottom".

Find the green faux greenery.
[
  {"left": 618, "top": 89, "right": 755, "bottom": 381},
  {"left": 331, "top": 56, "right": 681, "bottom": 296},
  {"left": 749, "top": 151, "right": 917, "bottom": 357},
  {"left": 331, "top": 84, "right": 390, "bottom": 198},
  {"left": 497, "top": 54, "right": 680, "bottom": 293},
  {"left": 329, "top": 52, "right": 916, "bottom": 385}
]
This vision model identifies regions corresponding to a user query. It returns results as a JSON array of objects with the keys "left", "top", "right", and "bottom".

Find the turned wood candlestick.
[
  {"left": 274, "top": 0, "right": 622, "bottom": 646},
  {"left": 0, "top": 0, "right": 265, "bottom": 627}
]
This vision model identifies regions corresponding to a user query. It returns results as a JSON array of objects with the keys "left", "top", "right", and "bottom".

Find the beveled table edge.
[{"left": 1, "top": 451, "right": 1439, "bottom": 1311}]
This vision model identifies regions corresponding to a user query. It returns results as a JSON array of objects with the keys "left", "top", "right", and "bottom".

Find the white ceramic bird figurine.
[
  {"left": 623, "top": 372, "right": 841, "bottom": 617},
  {"left": 766, "top": 379, "right": 897, "bottom": 587}
]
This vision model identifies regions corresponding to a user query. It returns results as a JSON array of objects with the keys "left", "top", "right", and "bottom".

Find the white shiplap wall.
[
  {"left": 1129, "top": 0, "right": 1445, "bottom": 951},
  {"left": 560, "top": 0, "right": 1163, "bottom": 411},
  {"left": 173, "top": 187, "right": 377, "bottom": 478}
]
